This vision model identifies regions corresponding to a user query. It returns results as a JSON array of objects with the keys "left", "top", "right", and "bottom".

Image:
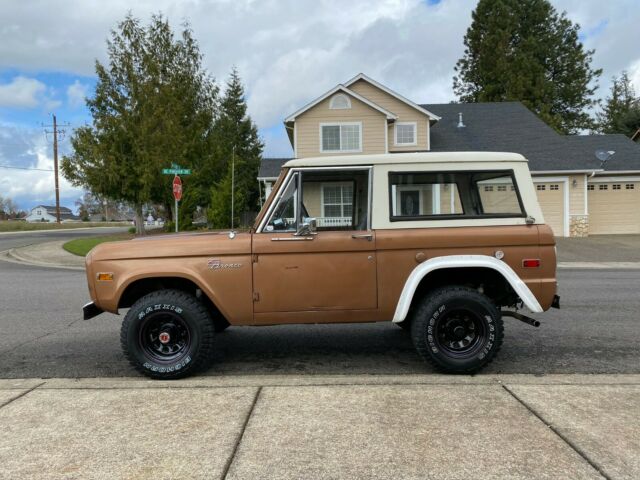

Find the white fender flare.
[{"left": 392, "top": 254, "right": 543, "bottom": 323}]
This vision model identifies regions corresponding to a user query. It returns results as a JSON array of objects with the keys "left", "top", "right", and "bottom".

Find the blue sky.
[{"left": 1, "top": 0, "right": 638, "bottom": 212}]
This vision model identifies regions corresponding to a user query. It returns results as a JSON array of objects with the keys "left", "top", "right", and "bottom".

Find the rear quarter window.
[{"left": 388, "top": 170, "right": 525, "bottom": 221}]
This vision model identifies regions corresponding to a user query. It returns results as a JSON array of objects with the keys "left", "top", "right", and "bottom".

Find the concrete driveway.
[{"left": 556, "top": 235, "right": 640, "bottom": 262}]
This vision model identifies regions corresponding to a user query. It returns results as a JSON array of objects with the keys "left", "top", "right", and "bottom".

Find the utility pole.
[
  {"left": 43, "top": 114, "right": 69, "bottom": 224},
  {"left": 231, "top": 145, "right": 235, "bottom": 230}
]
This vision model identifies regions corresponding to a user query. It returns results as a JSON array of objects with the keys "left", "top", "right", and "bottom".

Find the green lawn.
[
  {"left": 63, "top": 233, "right": 134, "bottom": 257},
  {"left": 0, "top": 221, "right": 130, "bottom": 232}
]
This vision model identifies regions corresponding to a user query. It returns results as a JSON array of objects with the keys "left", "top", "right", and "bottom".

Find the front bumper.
[{"left": 83, "top": 302, "right": 104, "bottom": 320}]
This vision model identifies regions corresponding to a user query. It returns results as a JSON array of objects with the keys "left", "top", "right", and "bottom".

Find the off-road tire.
[
  {"left": 410, "top": 286, "right": 504, "bottom": 374},
  {"left": 121, "top": 289, "right": 215, "bottom": 379}
]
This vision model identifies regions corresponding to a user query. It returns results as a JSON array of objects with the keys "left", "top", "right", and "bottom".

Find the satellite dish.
[{"left": 595, "top": 149, "right": 610, "bottom": 162}]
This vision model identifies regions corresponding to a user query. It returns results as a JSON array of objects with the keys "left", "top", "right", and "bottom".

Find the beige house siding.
[
  {"left": 295, "top": 94, "right": 386, "bottom": 158},
  {"left": 348, "top": 79, "right": 429, "bottom": 152},
  {"left": 568, "top": 174, "right": 586, "bottom": 215}
]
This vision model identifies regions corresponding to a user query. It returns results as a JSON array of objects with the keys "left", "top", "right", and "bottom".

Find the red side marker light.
[{"left": 522, "top": 259, "right": 541, "bottom": 268}]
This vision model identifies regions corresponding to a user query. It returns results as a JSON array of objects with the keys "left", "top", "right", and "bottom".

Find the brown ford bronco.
[{"left": 83, "top": 152, "right": 559, "bottom": 379}]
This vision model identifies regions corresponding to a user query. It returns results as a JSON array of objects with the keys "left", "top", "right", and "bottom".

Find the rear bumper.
[{"left": 83, "top": 302, "right": 104, "bottom": 320}]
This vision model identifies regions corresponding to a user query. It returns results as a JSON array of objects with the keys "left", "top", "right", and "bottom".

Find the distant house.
[
  {"left": 25, "top": 205, "right": 80, "bottom": 223},
  {"left": 259, "top": 73, "right": 640, "bottom": 237}
]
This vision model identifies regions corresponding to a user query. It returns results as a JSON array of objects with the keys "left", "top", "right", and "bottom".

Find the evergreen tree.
[
  {"left": 208, "top": 68, "right": 263, "bottom": 228},
  {"left": 453, "top": 0, "right": 601, "bottom": 134},
  {"left": 61, "top": 14, "right": 218, "bottom": 234},
  {"left": 596, "top": 71, "right": 640, "bottom": 136}
]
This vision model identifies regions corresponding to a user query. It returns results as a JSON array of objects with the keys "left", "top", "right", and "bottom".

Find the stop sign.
[{"left": 172, "top": 176, "right": 182, "bottom": 201}]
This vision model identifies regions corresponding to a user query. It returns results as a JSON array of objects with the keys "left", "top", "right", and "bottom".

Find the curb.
[{"left": 0, "top": 245, "right": 85, "bottom": 271}]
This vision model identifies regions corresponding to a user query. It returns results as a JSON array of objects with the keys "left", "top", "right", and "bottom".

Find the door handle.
[
  {"left": 271, "top": 237, "right": 315, "bottom": 241},
  {"left": 351, "top": 234, "right": 373, "bottom": 241}
]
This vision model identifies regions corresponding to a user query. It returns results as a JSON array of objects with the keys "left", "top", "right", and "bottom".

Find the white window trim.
[
  {"left": 320, "top": 181, "right": 353, "bottom": 218},
  {"left": 319, "top": 122, "right": 363, "bottom": 153},
  {"left": 329, "top": 93, "right": 351, "bottom": 110},
  {"left": 393, "top": 185, "right": 426, "bottom": 216},
  {"left": 394, "top": 122, "right": 417, "bottom": 147}
]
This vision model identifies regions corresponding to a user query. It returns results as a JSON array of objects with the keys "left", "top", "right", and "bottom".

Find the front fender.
[{"left": 392, "top": 255, "right": 543, "bottom": 323}]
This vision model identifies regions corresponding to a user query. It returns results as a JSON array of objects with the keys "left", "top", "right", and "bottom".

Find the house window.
[
  {"left": 484, "top": 186, "right": 494, "bottom": 192},
  {"left": 329, "top": 93, "right": 351, "bottom": 110},
  {"left": 550, "top": 184, "right": 559, "bottom": 190},
  {"left": 599, "top": 184, "right": 608, "bottom": 190},
  {"left": 322, "top": 182, "right": 353, "bottom": 219},
  {"left": 395, "top": 122, "right": 417, "bottom": 146},
  {"left": 320, "top": 123, "right": 361, "bottom": 152},
  {"left": 36, "top": 209, "right": 41, "bottom": 215},
  {"left": 626, "top": 184, "right": 635, "bottom": 190},
  {"left": 613, "top": 184, "right": 621, "bottom": 190},
  {"left": 510, "top": 185, "right": 516, "bottom": 191},
  {"left": 497, "top": 185, "right": 507, "bottom": 192},
  {"left": 587, "top": 185, "right": 594, "bottom": 190},
  {"left": 537, "top": 185, "right": 546, "bottom": 191}
]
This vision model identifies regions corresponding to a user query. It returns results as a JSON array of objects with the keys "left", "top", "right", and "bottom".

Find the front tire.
[
  {"left": 121, "top": 289, "right": 215, "bottom": 379},
  {"left": 411, "top": 286, "right": 503, "bottom": 374}
]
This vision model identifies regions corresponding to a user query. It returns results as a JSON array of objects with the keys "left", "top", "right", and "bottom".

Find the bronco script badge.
[{"left": 207, "top": 259, "right": 243, "bottom": 270}]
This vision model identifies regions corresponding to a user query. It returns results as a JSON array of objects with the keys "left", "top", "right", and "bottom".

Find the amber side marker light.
[
  {"left": 522, "top": 259, "right": 541, "bottom": 268},
  {"left": 97, "top": 272, "right": 114, "bottom": 281}
]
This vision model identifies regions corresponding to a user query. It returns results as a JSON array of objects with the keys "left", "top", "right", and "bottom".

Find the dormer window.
[
  {"left": 395, "top": 122, "right": 417, "bottom": 146},
  {"left": 329, "top": 93, "right": 351, "bottom": 110}
]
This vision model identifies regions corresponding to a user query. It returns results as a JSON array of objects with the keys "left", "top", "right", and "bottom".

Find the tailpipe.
[{"left": 502, "top": 310, "right": 540, "bottom": 327}]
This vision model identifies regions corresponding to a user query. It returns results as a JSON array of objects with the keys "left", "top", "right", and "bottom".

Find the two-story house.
[{"left": 259, "top": 73, "right": 640, "bottom": 237}]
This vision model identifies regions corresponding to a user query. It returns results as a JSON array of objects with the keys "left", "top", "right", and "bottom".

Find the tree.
[
  {"left": 208, "top": 68, "right": 263, "bottom": 228},
  {"left": 62, "top": 14, "right": 218, "bottom": 234},
  {"left": 453, "top": 0, "right": 601, "bottom": 134},
  {"left": 596, "top": 71, "right": 640, "bottom": 136},
  {"left": 0, "top": 195, "right": 20, "bottom": 220}
]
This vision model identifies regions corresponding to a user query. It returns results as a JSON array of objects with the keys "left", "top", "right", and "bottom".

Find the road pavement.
[
  {"left": 1, "top": 251, "right": 639, "bottom": 377},
  {"left": 0, "top": 226, "right": 129, "bottom": 252}
]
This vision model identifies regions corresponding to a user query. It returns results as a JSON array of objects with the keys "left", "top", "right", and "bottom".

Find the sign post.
[
  {"left": 172, "top": 175, "right": 182, "bottom": 233},
  {"left": 162, "top": 163, "right": 191, "bottom": 233}
]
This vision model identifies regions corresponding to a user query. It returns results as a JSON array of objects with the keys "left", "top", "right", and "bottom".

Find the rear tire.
[
  {"left": 121, "top": 289, "right": 215, "bottom": 379},
  {"left": 411, "top": 286, "right": 503, "bottom": 374}
]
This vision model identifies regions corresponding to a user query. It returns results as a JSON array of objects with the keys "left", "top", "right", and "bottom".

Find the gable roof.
[
  {"left": 33, "top": 205, "right": 72, "bottom": 214},
  {"left": 259, "top": 157, "right": 292, "bottom": 179},
  {"left": 284, "top": 84, "right": 398, "bottom": 123},
  {"left": 423, "top": 102, "right": 640, "bottom": 172},
  {"left": 345, "top": 73, "right": 441, "bottom": 122}
]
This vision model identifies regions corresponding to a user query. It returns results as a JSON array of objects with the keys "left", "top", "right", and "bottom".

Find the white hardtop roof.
[{"left": 284, "top": 152, "right": 527, "bottom": 168}]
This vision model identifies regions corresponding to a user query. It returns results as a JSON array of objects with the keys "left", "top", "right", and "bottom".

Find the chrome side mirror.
[{"left": 295, "top": 218, "right": 317, "bottom": 236}]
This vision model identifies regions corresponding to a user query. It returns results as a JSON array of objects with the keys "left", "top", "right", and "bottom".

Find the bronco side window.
[
  {"left": 389, "top": 170, "right": 525, "bottom": 221},
  {"left": 301, "top": 169, "right": 370, "bottom": 231}
]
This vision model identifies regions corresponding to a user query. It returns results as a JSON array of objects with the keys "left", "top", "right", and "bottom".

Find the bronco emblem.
[{"left": 208, "top": 259, "right": 242, "bottom": 270}]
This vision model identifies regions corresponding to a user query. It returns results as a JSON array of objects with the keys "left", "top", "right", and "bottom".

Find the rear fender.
[{"left": 392, "top": 255, "right": 543, "bottom": 323}]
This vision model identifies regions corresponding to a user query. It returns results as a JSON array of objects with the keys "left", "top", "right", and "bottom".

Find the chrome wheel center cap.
[{"left": 158, "top": 332, "right": 171, "bottom": 344}]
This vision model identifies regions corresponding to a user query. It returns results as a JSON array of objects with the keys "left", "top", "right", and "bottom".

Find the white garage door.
[
  {"left": 588, "top": 182, "right": 640, "bottom": 234},
  {"left": 535, "top": 182, "right": 565, "bottom": 236}
]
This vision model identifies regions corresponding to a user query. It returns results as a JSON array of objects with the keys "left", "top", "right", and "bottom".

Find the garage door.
[
  {"left": 588, "top": 182, "right": 640, "bottom": 234},
  {"left": 535, "top": 182, "right": 565, "bottom": 236}
]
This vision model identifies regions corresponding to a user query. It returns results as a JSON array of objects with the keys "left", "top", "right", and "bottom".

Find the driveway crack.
[{"left": 0, "top": 381, "right": 45, "bottom": 410}]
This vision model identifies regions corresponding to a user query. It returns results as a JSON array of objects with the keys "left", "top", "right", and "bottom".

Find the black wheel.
[
  {"left": 121, "top": 289, "right": 215, "bottom": 379},
  {"left": 411, "top": 286, "right": 503, "bottom": 374}
]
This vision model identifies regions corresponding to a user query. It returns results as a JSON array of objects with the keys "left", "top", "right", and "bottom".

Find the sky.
[{"left": 0, "top": 0, "right": 639, "bottom": 212}]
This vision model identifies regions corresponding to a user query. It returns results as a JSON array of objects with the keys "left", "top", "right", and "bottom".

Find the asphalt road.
[{"left": 1, "top": 234, "right": 639, "bottom": 378}]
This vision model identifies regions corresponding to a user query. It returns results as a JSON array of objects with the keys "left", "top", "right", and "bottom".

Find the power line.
[{"left": 0, "top": 165, "right": 54, "bottom": 172}]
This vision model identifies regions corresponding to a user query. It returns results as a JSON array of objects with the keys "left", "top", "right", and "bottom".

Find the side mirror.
[{"left": 295, "top": 218, "right": 317, "bottom": 236}]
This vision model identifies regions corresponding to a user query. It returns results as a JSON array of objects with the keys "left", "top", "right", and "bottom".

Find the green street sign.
[{"left": 162, "top": 168, "right": 192, "bottom": 175}]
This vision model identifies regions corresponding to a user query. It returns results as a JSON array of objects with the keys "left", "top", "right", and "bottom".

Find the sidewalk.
[
  {"left": 1, "top": 374, "right": 638, "bottom": 479},
  {"left": 1, "top": 240, "right": 84, "bottom": 270}
]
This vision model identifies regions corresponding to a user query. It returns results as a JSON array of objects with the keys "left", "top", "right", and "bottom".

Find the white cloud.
[
  {"left": 66, "top": 80, "right": 89, "bottom": 109},
  {"left": 0, "top": 0, "right": 638, "bottom": 158},
  {"left": 0, "top": 76, "right": 46, "bottom": 108},
  {"left": 0, "top": 125, "right": 83, "bottom": 211}
]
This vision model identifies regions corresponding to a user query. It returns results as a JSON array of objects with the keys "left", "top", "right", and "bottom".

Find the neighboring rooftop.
[
  {"left": 424, "top": 102, "right": 640, "bottom": 172},
  {"left": 34, "top": 205, "right": 73, "bottom": 214},
  {"left": 259, "top": 157, "right": 292, "bottom": 179}
]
